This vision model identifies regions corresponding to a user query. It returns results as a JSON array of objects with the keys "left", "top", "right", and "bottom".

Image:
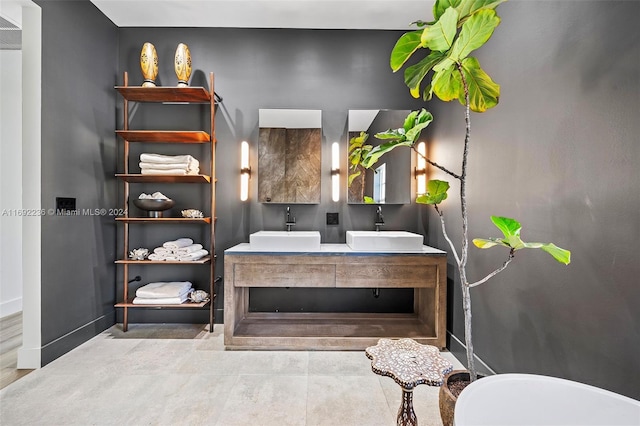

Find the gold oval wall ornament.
[
  {"left": 174, "top": 43, "right": 192, "bottom": 87},
  {"left": 139, "top": 42, "right": 159, "bottom": 87}
]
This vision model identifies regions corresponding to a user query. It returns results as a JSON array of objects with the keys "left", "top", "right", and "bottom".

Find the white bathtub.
[{"left": 454, "top": 373, "right": 640, "bottom": 426}]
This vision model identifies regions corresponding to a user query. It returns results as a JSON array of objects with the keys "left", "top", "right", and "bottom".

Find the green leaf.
[
  {"left": 473, "top": 237, "right": 509, "bottom": 248},
  {"left": 476, "top": 216, "right": 572, "bottom": 265},
  {"left": 490, "top": 216, "right": 521, "bottom": 238},
  {"left": 428, "top": 179, "right": 450, "bottom": 198},
  {"left": 363, "top": 196, "right": 375, "bottom": 204},
  {"left": 348, "top": 171, "right": 361, "bottom": 186},
  {"left": 433, "top": 66, "right": 463, "bottom": 102},
  {"left": 374, "top": 129, "right": 407, "bottom": 141},
  {"left": 434, "top": 0, "right": 463, "bottom": 20},
  {"left": 390, "top": 30, "right": 424, "bottom": 72},
  {"left": 459, "top": 56, "right": 500, "bottom": 112},
  {"left": 450, "top": 9, "right": 501, "bottom": 62},
  {"left": 540, "top": 243, "right": 571, "bottom": 265},
  {"left": 417, "top": 179, "right": 450, "bottom": 204},
  {"left": 362, "top": 140, "right": 414, "bottom": 168},
  {"left": 405, "top": 119, "right": 433, "bottom": 143},
  {"left": 404, "top": 51, "right": 445, "bottom": 97},
  {"left": 457, "top": 0, "right": 507, "bottom": 24},
  {"left": 421, "top": 7, "right": 459, "bottom": 51},
  {"left": 403, "top": 110, "right": 419, "bottom": 133}
]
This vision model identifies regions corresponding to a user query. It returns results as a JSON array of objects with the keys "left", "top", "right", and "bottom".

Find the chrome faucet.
[
  {"left": 285, "top": 206, "right": 296, "bottom": 232},
  {"left": 374, "top": 206, "right": 384, "bottom": 231}
]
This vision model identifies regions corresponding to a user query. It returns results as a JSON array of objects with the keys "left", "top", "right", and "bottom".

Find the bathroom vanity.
[{"left": 224, "top": 244, "right": 447, "bottom": 350}]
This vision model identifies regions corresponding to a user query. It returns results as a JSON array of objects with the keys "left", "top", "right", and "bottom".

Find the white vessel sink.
[
  {"left": 249, "top": 231, "right": 321, "bottom": 251},
  {"left": 346, "top": 230, "right": 424, "bottom": 251}
]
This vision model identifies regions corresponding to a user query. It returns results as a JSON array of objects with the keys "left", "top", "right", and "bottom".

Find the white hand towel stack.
[
  {"left": 132, "top": 281, "right": 193, "bottom": 305},
  {"left": 139, "top": 153, "right": 200, "bottom": 175},
  {"left": 148, "top": 238, "right": 209, "bottom": 262}
]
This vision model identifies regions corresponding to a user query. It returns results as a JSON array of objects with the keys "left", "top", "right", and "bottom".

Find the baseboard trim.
[
  {"left": 41, "top": 311, "right": 116, "bottom": 366},
  {"left": 17, "top": 345, "right": 41, "bottom": 369},
  {"left": 447, "top": 331, "right": 497, "bottom": 376}
]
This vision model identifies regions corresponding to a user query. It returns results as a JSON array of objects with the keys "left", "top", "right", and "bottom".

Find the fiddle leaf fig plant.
[{"left": 353, "top": 0, "right": 571, "bottom": 382}]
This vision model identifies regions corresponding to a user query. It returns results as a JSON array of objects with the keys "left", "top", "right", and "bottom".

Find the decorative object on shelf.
[
  {"left": 133, "top": 192, "right": 175, "bottom": 218},
  {"left": 128, "top": 248, "right": 149, "bottom": 260},
  {"left": 181, "top": 208, "right": 204, "bottom": 218},
  {"left": 189, "top": 289, "right": 210, "bottom": 303},
  {"left": 140, "top": 42, "right": 158, "bottom": 87},
  {"left": 174, "top": 43, "right": 192, "bottom": 87}
]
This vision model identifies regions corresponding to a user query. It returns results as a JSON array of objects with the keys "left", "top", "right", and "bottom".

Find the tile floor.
[{"left": 0, "top": 324, "right": 464, "bottom": 425}]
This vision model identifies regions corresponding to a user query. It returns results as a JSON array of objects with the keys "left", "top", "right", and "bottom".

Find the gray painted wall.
[
  {"left": 117, "top": 28, "right": 427, "bottom": 321},
  {"left": 424, "top": 1, "right": 639, "bottom": 399},
  {"left": 37, "top": 0, "right": 118, "bottom": 364},
  {"left": 35, "top": 1, "right": 639, "bottom": 400}
]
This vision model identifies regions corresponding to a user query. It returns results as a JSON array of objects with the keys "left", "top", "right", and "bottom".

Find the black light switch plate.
[
  {"left": 56, "top": 197, "right": 76, "bottom": 214},
  {"left": 326, "top": 212, "right": 339, "bottom": 225}
]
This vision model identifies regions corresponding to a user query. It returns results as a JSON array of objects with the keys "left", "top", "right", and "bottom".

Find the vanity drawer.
[
  {"left": 335, "top": 263, "right": 438, "bottom": 288},
  {"left": 233, "top": 263, "right": 336, "bottom": 287}
]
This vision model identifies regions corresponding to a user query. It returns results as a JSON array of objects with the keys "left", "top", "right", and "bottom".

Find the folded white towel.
[
  {"left": 178, "top": 249, "right": 209, "bottom": 262},
  {"left": 141, "top": 168, "right": 195, "bottom": 175},
  {"left": 132, "top": 294, "right": 189, "bottom": 305},
  {"left": 153, "top": 247, "right": 172, "bottom": 256},
  {"left": 136, "top": 281, "right": 193, "bottom": 298},
  {"left": 139, "top": 161, "right": 190, "bottom": 170},
  {"left": 163, "top": 238, "right": 194, "bottom": 250},
  {"left": 139, "top": 162, "right": 199, "bottom": 173},
  {"left": 140, "top": 153, "right": 198, "bottom": 165},
  {"left": 148, "top": 253, "right": 179, "bottom": 261},
  {"left": 175, "top": 244, "right": 203, "bottom": 255}
]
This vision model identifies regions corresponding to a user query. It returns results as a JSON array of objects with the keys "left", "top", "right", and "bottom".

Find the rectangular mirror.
[
  {"left": 258, "top": 109, "right": 322, "bottom": 204},
  {"left": 348, "top": 109, "right": 412, "bottom": 204}
]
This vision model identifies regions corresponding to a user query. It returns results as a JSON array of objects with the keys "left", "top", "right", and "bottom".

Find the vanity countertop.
[{"left": 224, "top": 243, "right": 446, "bottom": 256}]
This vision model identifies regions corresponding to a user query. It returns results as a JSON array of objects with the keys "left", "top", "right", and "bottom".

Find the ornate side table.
[{"left": 365, "top": 338, "right": 453, "bottom": 426}]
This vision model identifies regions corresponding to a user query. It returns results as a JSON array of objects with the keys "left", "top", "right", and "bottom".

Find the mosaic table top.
[{"left": 365, "top": 338, "right": 453, "bottom": 389}]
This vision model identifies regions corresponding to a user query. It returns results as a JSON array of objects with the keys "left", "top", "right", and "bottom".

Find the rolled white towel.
[
  {"left": 132, "top": 294, "right": 189, "bottom": 305},
  {"left": 136, "top": 281, "right": 193, "bottom": 298},
  {"left": 148, "top": 253, "right": 179, "bottom": 261},
  {"left": 163, "top": 238, "right": 194, "bottom": 250},
  {"left": 178, "top": 249, "right": 209, "bottom": 262},
  {"left": 153, "top": 247, "right": 172, "bottom": 256},
  {"left": 174, "top": 244, "right": 203, "bottom": 255}
]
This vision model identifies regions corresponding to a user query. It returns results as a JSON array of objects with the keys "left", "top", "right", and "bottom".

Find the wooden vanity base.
[{"left": 224, "top": 246, "right": 447, "bottom": 350}]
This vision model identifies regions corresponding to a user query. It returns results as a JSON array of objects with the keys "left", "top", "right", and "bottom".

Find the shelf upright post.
[
  {"left": 122, "top": 71, "right": 130, "bottom": 332},
  {"left": 209, "top": 72, "right": 216, "bottom": 332}
]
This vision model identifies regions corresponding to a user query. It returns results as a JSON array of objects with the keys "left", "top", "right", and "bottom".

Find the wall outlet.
[
  {"left": 326, "top": 212, "right": 339, "bottom": 225},
  {"left": 56, "top": 197, "right": 76, "bottom": 214}
]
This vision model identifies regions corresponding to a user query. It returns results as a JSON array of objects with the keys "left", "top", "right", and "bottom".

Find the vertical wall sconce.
[
  {"left": 331, "top": 142, "right": 340, "bottom": 202},
  {"left": 416, "top": 141, "right": 427, "bottom": 195},
  {"left": 240, "top": 141, "right": 250, "bottom": 201}
]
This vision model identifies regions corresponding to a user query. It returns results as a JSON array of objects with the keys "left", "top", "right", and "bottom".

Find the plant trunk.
[{"left": 457, "top": 62, "right": 477, "bottom": 382}]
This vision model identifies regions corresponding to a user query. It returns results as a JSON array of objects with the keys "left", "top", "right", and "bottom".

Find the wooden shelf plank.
[
  {"left": 116, "top": 130, "right": 210, "bottom": 143},
  {"left": 226, "top": 312, "right": 437, "bottom": 350},
  {"left": 115, "top": 86, "right": 210, "bottom": 103},
  {"left": 116, "top": 174, "right": 211, "bottom": 183},
  {"left": 115, "top": 297, "right": 213, "bottom": 309},
  {"left": 116, "top": 255, "right": 212, "bottom": 264},
  {"left": 116, "top": 217, "right": 211, "bottom": 224}
]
